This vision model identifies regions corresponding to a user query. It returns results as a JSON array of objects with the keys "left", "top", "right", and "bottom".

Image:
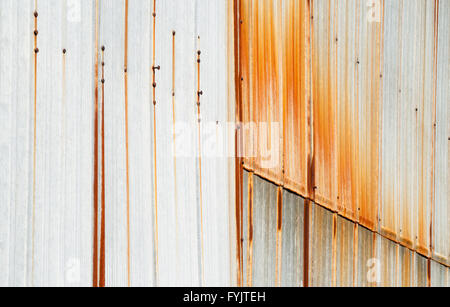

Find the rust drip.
[
  {"left": 196, "top": 38, "right": 205, "bottom": 286},
  {"left": 275, "top": 186, "right": 283, "bottom": 287},
  {"left": 331, "top": 214, "right": 337, "bottom": 287},
  {"left": 100, "top": 47, "right": 106, "bottom": 288},
  {"left": 31, "top": 5, "right": 38, "bottom": 287},
  {"left": 234, "top": 0, "right": 244, "bottom": 287},
  {"left": 303, "top": 200, "right": 310, "bottom": 287},
  {"left": 171, "top": 30, "right": 180, "bottom": 277},
  {"left": 246, "top": 172, "right": 254, "bottom": 287},
  {"left": 151, "top": 0, "right": 159, "bottom": 284},
  {"left": 124, "top": 0, "right": 131, "bottom": 287},
  {"left": 429, "top": 0, "right": 440, "bottom": 258},
  {"left": 427, "top": 258, "right": 431, "bottom": 287}
]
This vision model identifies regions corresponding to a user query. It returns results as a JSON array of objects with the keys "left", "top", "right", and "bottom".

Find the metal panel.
[
  {"left": 309, "top": 203, "right": 333, "bottom": 287},
  {"left": 433, "top": 0, "right": 450, "bottom": 266},
  {"left": 376, "top": 235, "right": 398, "bottom": 287},
  {"left": 0, "top": 0, "right": 34, "bottom": 287},
  {"left": 335, "top": 216, "right": 355, "bottom": 287},
  {"left": 413, "top": 253, "right": 428, "bottom": 287},
  {"left": 251, "top": 175, "right": 277, "bottom": 287},
  {"left": 430, "top": 260, "right": 448, "bottom": 287},
  {"left": 398, "top": 245, "right": 413, "bottom": 287},
  {"left": 356, "top": 226, "right": 376, "bottom": 287},
  {"left": 280, "top": 190, "right": 304, "bottom": 287}
]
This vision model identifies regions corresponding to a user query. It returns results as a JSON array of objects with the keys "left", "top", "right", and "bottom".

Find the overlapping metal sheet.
[
  {"left": 398, "top": 246, "right": 413, "bottom": 287},
  {"left": 414, "top": 253, "right": 428, "bottom": 287},
  {"left": 430, "top": 260, "right": 448, "bottom": 287}
]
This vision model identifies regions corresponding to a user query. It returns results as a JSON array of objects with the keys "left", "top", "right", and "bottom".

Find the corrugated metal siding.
[
  {"left": 430, "top": 260, "right": 448, "bottom": 287},
  {"left": 0, "top": 0, "right": 234, "bottom": 287},
  {"left": 237, "top": 0, "right": 449, "bottom": 269},
  {"left": 398, "top": 245, "right": 413, "bottom": 287},
  {"left": 414, "top": 253, "right": 428, "bottom": 287}
]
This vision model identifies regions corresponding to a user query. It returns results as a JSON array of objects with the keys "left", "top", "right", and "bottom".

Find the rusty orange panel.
[
  {"left": 241, "top": 0, "right": 283, "bottom": 182},
  {"left": 311, "top": 0, "right": 338, "bottom": 210},
  {"left": 281, "top": 0, "right": 310, "bottom": 196}
]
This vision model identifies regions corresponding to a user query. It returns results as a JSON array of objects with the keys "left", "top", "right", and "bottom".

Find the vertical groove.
[
  {"left": 100, "top": 47, "right": 106, "bottom": 288},
  {"left": 151, "top": 0, "right": 159, "bottom": 285},
  {"left": 331, "top": 214, "right": 337, "bottom": 287},
  {"left": 31, "top": 2, "right": 38, "bottom": 287},
  {"left": 246, "top": 172, "right": 253, "bottom": 287},
  {"left": 303, "top": 200, "right": 310, "bottom": 287},
  {"left": 93, "top": 0, "right": 100, "bottom": 288},
  {"left": 124, "top": 0, "right": 131, "bottom": 287},
  {"left": 196, "top": 37, "right": 205, "bottom": 286}
]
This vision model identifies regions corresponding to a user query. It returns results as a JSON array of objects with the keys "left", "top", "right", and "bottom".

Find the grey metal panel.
[
  {"left": 252, "top": 175, "right": 277, "bottom": 287},
  {"left": 413, "top": 253, "right": 428, "bottom": 287},
  {"left": 376, "top": 234, "right": 397, "bottom": 287},
  {"left": 430, "top": 260, "right": 448, "bottom": 287},
  {"left": 280, "top": 190, "right": 304, "bottom": 287},
  {"left": 0, "top": 0, "right": 34, "bottom": 287},
  {"left": 356, "top": 226, "right": 375, "bottom": 287},
  {"left": 434, "top": 0, "right": 450, "bottom": 266},
  {"left": 336, "top": 216, "right": 354, "bottom": 287},
  {"left": 309, "top": 203, "right": 333, "bottom": 287}
]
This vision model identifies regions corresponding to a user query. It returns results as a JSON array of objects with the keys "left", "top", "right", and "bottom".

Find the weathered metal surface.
[
  {"left": 414, "top": 253, "right": 428, "bottom": 287},
  {"left": 356, "top": 226, "right": 376, "bottom": 287},
  {"left": 433, "top": 0, "right": 450, "bottom": 266},
  {"left": 376, "top": 234, "right": 397, "bottom": 287},
  {"left": 280, "top": 190, "right": 304, "bottom": 287},
  {"left": 309, "top": 203, "right": 333, "bottom": 287}
]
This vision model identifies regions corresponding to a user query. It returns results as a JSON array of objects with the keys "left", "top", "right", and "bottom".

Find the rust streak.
[
  {"left": 124, "top": 0, "right": 131, "bottom": 287},
  {"left": 246, "top": 172, "right": 253, "bottom": 287},
  {"left": 151, "top": 0, "right": 159, "bottom": 284},
  {"left": 31, "top": 4, "right": 38, "bottom": 287},
  {"left": 100, "top": 47, "right": 106, "bottom": 288},
  {"left": 275, "top": 186, "right": 283, "bottom": 287},
  {"left": 196, "top": 37, "right": 205, "bottom": 286},
  {"left": 303, "top": 200, "right": 310, "bottom": 287},
  {"left": 92, "top": 0, "right": 99, "bottom": 288}
]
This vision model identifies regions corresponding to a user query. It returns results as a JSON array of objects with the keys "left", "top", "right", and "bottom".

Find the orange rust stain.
[
  {"left": 196, "top": 38, "right": 205, "bottom": 286},
  {"left": 32, "top": 6, "right": 38, "bottom": 286},
  {"left": 92, "top": 0, "right": 99, "bottom": 287},
  {"left": 275, "top": 186, "right": 283, "bottom": 286},
  {"left": 151, "top": 0, "right": 159, "bottom": 284},
  {"left": 246, "top": 172, "right": 254, "bottom": 287},
  {"left": 124, "top": 0, "right": 131, "bottom": 287},
  {"left": 100, "top": 48, "right": 106, "bottom": 288},
  {"left": 311, "top": 0, "right": 337, "bottom": 210}
]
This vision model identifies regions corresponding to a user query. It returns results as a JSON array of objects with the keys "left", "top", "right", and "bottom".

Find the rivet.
[
  {"left": 124, "top": 67, "right": 127, "bottom": 73},
  {"left": 197, "top": 59, "right": 201, "bottom": 64},
  {"left": 152, "top": 82, "right": 157, "bottom": 88},
  {"left": 101, "top": 79, "right": 105, "bottom": 84},
  {"left": 102, "top": 62, "right": 105, "bottom": 66},
  {"left": 152, "top": 12, "right": 156, "bottom": 17},
  {"left": 172, "top": 31, "right": 176, "bottom": 36},
  {"left": 34, "top": 48, "right": 39, "bottom": 53},
  {"left": 34, "top": 30, "right": 38, "bottom": 36},
  {"left": 153, "top": 100, "right": 157, "bottom": 105},
  {"left": 62, "top": 49, "right": 66, "bottom": 54},
  {"left": 152, "top": 65, "right": 160, "bottom": 71},
  {"left": 197, "top": 50, "right": 201, "bottom": 56},
  {"left": 198, "top": 90, "right": 203, "bottom": 96},
  {"left": 34, "top": 11, "right": 38, "bottom": 18},
  {"left": 101, "top": 46, "right": 105, "bottom": 52}
]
